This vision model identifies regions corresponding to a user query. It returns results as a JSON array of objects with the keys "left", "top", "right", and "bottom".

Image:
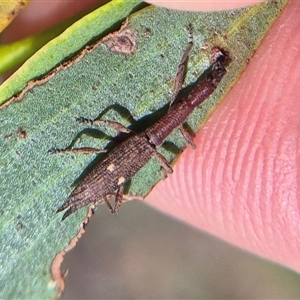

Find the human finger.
[
  {"left": 145, "top": 0, "right": 266, "bottom": 11},
  {"left": 146, "top": 0, "right": 300, "bottom": 273}
]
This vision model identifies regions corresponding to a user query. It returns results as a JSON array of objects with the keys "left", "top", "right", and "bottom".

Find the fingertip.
[
  {"left": 145, "top": 0, "right": 266, "bottom": 12},
  {"left": 146, "top": 0, "right": 300, "bottom": 273}
]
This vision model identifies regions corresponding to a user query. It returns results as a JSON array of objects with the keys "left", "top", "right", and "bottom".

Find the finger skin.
[
  {"left": 146, "top": 0, "right": 265, "bottom": 11},
  {"left": 146, "top": 0, "right": 300, "bottom": 273}
]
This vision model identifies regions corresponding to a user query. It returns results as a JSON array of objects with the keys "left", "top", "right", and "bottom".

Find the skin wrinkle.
[
  {"left": 188, "top": 147, "right": 201, "bottom": 215},
  {"left": 258, "top": 50, "right": 285, "bottom": 251},
  {"left": 188, "top": 154, "right": 206, "bottom": 223},
  {"left": 298, "top": 135, "right": 300, "bottom": 223},
  {"left": 290, "top": 75, "right": 300, "bottom": 218},
  {"left": 208, "top": 114, "right": 225, "bottom": 210},
  {"left": 175, "top": 154, "right": 190, "bottom": 210},
  {"left": 249, "top": 118, "right": 270, "bottom": 233},
  {"left": 245, "top": 145, "right": 271, "bottom": 252},
  {"left": 218, "top": 88, "right": 242, "bottom": 230},
  {"left": 176, "top": 147, "right": 199, "bottom": 216},
  {"left": 200, "top": 111, "right": 228, "bottom": 229},
  {"left": 277, "top": 205, "right": 297, "bottom": 262},
  {"left": 269, "top": 105, "right": 287, "bottom": 239},
  {"left": 231, "top": 82, "right": 256, "bottom": 183},
  {"left": 227, "top": 90, "right": 245, "bottom": 185},
  {"left": 245, "top": 68, "right": 277, "bottom": 244},
  {"left": 209, "top": 130, "right": 227, "bottom": 232},
  {"left": 276, "top": 128, "right": 298, "bottom": 232},
  {"left": 203, "top": 95, "right": 237, "bottom": 234},
  {"left": 196, "top": 131, "right": 209, "bottom": 220},
  {"left": 234, "top": 111, "right": 252, "bottom": 240},
  {"left": 210, "top": 126, "right": 224, "bottom": 222},
  {"left": 211, "top": 168, "right": 227, "bottom": 231},
  {"left": 170, "top": 161, "right": 197, "bottom": 223},
  {"left": 170, "top": 161, "right": 181, "bottom": 207},
  {"left": 251, "top": 147, "right": 264, "bottom": 242},
  {"left": 200, "top": 123, "right": 214, "bottom": 217},
  {"left": 260, "top": 6, "right": 300, "bottom": 263},
  {"left": 265, "top": 78, "right": 286, "bottom": 255},
  {"left": 213, "top": 115, "right": 233, "bottom": 233},
  {"left": 249, "top": 86, "right": 278, "bottom": 248},
  {"left": 191, "top": 127, "right": 212, "bottom": 227},
  {"left": 232, "top": 93, "right": 257, "bottom": 239},
  {"left": 185, "top": 144, "right": 206, "bottom": 222},
  {"left": 194, "top": 135, "right": 215, "bottom": 229},
  {"left": 260, "top": 146, "right": 274, "bottom": 247},
  {"left": 264, "top": 44, "right": 298, "bottom": 252}
]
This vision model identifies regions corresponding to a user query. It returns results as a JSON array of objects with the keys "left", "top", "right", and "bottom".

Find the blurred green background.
[{"left": 62, "top": 200, "right": 300, "bottom": 299}]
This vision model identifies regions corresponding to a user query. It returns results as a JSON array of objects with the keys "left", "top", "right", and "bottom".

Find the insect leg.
[
  {"left": 49, "top": 147, "right": 106, "bottom": 155},
  {"left": 170, "top": 24, "right": 193, "bottom": 107},
  {"left": 58, "top": 202, "right": 86, "bottom": 221},
  {"left": 103, "top": 183, "right": 124, "bottom": 215},
  {"left": 76, "top": 117, "right": 132, "bottom": 133},
  {"left": 153, "top": 151, "right": 173, "bottom": 179},
  {"left": 60, "top": 207, "right": 74, "bottom": 221},
  {"left": 179, "top": 126, "right": 196, "bottom": 149},
  {"left": 103, "top": 195, "right": 114, "bottom": 213},
  {"left": 112, "top": 184, "right": 124, "bottom": 214}
]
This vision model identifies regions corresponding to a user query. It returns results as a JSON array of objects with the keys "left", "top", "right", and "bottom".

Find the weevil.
[{"left": 53, "top": 28, "right": 230, "bottom": 220}]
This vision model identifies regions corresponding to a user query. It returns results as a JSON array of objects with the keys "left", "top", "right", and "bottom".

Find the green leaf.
[
  {"left": 0, "top": 0, "right": 143, "bottom": 104},
  {"left": 0, "top": 1, "right": 288, "bottom": 298}
]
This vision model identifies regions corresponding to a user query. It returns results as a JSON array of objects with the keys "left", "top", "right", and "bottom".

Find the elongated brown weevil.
[{"left": 53, "top": 27, "right": 230, "bottom": 220}]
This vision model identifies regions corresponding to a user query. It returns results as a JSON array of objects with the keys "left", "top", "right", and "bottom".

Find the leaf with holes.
[{"left": 0, "top": 0, "right": 288, "bottom": 298}]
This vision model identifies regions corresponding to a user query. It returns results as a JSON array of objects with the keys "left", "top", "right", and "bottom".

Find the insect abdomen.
[{"left": 57, "top": 133, "right": 155, "bottom": 219}]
